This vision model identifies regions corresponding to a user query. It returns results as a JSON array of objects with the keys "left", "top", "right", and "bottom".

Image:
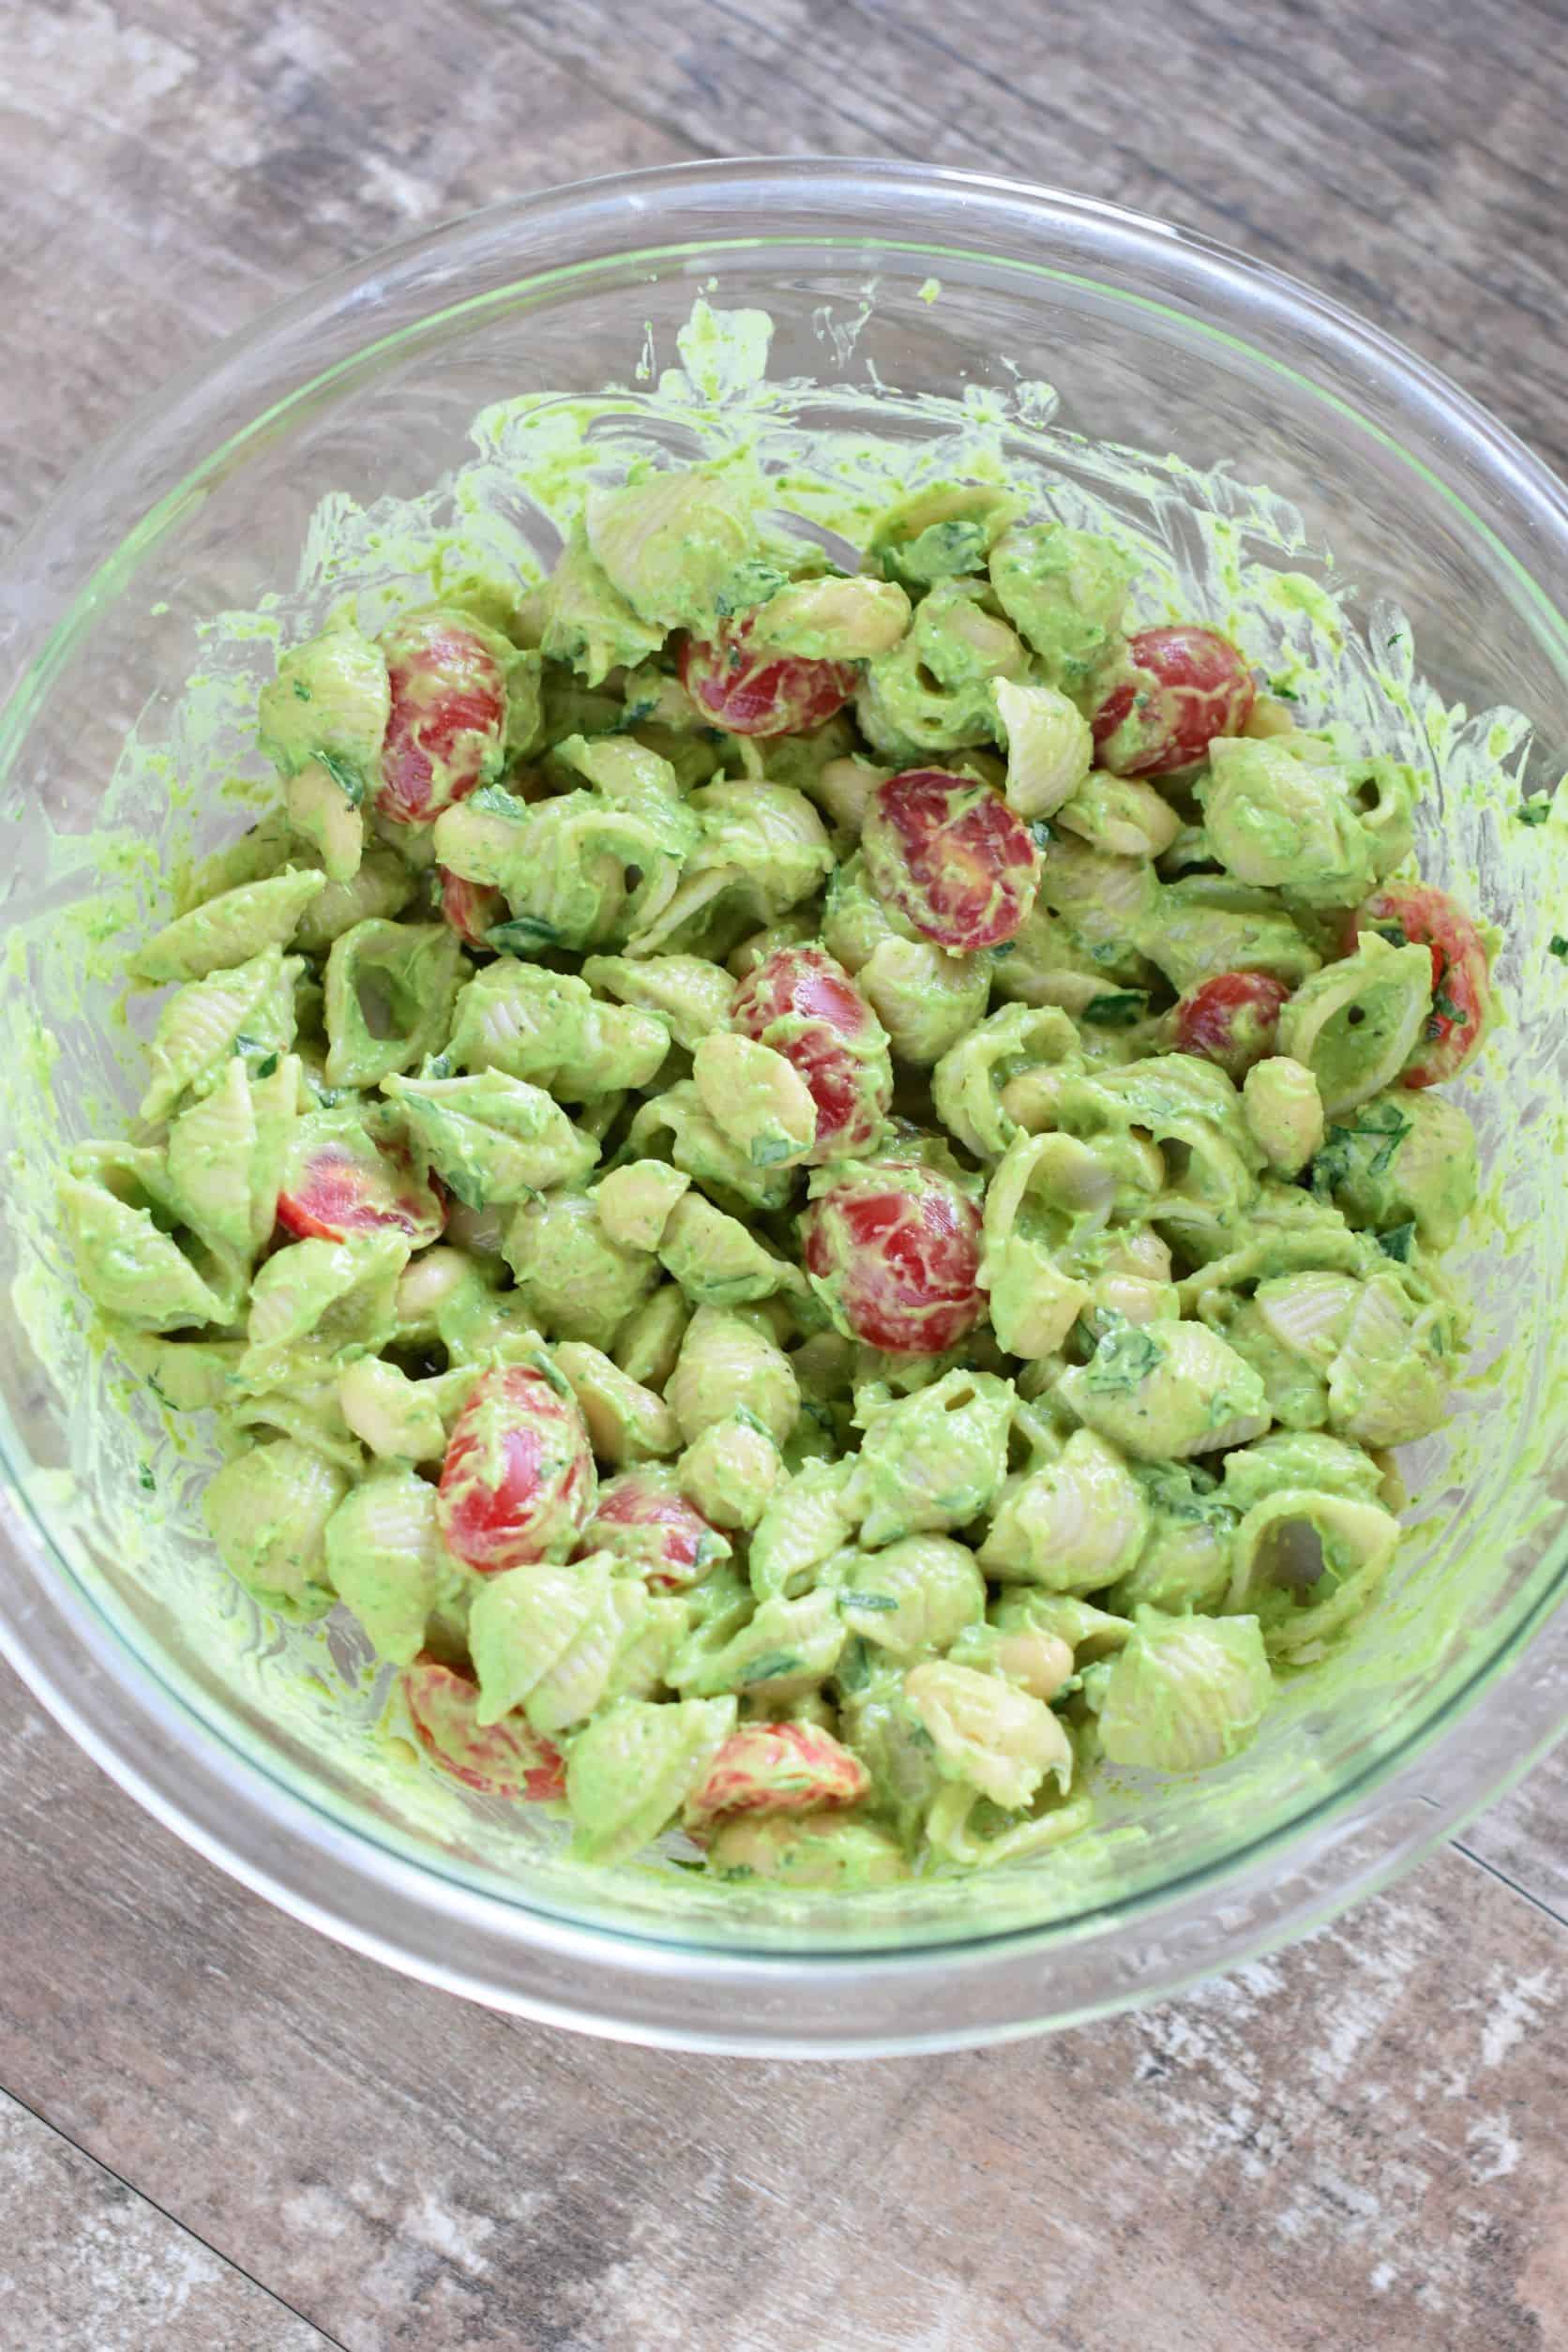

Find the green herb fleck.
[
  {"left": 138, "top": 1462, "right": 156, "bottom": 1492},
  {"left": 1268, "top": 677, "right": 1301, "bottom": 703},
  {"left": 732, "top": 1404, "right": 772, "bottom": 1440},
  {"left": 316, "top": 749, "right": 365, "bottom": 807},
  {"left": 739, "top": 1650, "right": 802, "bottom": 1687},
  {"left": 1313, "top": 1102, "right": 1411, "bottom": 1190},
  {"left": 836, "top": 1635, "right": 872, "bottom": 1694},
  {"left": 1377, "top": 1221, "right": 1417, "bottom": 1263},
  {"left": 488, "top": 915, "right": 562, "bottom": 952},
  {"left": 469, "top": 781, "right": 527, "bottom": 819},
  {"left": 254, "top": 1052, "right": 279, "bottom": 1079},
  {"left": 989, "top": 942, "right": 1017, "bottom": 961},
  {"left": 1550, "top": 936, "right": 1568, "bottom": 961},
  {"left": 714, "top": 558, "right": 788, "bottom": 620},
  {"left": 1082, "top": 990, "right": 1148, "bottom": 1028},
  {"left": 840, "top": 1590, "right": 899, "bottom": 1614},
  {"left": 1084, "top": 1326, "right": 1164, "bottom": 1395},
  {"left": 292, "top": 679, "right": 312, "bottom": 703},
  {"left": 1517, "top": 797, "right": 1552, "bottom": 826}
]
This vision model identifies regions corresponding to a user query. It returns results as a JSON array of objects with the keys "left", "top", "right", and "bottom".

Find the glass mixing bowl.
[{"left": 1, "top": 160, "right": 1564, "bottom": 2056}]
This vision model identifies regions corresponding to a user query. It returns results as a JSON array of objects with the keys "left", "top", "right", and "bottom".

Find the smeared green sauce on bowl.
[{"left": 5, "top": 299, "right": 1565, "bottom": 1933}]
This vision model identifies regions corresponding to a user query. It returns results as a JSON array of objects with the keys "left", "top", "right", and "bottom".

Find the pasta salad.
[{"left": 62, "top": 468, "right": 1492, "bottom": 1883}]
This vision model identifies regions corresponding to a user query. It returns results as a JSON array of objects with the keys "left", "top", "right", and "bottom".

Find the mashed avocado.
[{"left": 41, "top": 303, "right": 1524, "bottom": 1892}]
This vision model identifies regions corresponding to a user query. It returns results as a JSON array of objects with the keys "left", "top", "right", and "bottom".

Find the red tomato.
[
  {"left": 678, "top": 618, "right": 857, "bottom": 738},
  {"left": 1173, "top": 971, "right": 1290, "bottom": 1079},
  {"left": 801, "top": 1160, "right": 984, "bottom": 1355},
  {"left": 438, "top": 865, "right": 504, "bottom": 948},
  {"left": 731, "top": 943, "right": 893, "bottom": 1162},
  {"left": 1093, "top": 625, "right": 1256, "bottom": 777},
  {"left": 685, "top": 1722, "right": 869, "bottom": 1831},
  {"left": 276, "top": 1122, "right": 445, "bottom": 1245},
  {"left": 1348, "top": 882, "right": 1490, "bottom": 1086},
  {"left": 377, "top": 611, "right": 508, "bottom": 824},
  {"left": 861, "top": 769, "right": 1040, "bottom": 950},
  {"left": 578, "top": 1467, "right": 729, "bottom": 1591},
  {"left": 402, "top": 1654, "right": 565, "bottom": 1801},
  {"left": 437, "top": 1364, "right": 596, "bottom": 1574}
]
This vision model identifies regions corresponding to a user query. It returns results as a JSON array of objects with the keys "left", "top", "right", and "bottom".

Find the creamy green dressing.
[{"left": 6, "top": 297, "right": 1566, "bottom": 1921}]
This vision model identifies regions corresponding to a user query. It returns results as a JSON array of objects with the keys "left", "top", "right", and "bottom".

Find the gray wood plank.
[
  {"left": 485, "top": 0, "right": 1568, "bottom": 477},
  {"left": 0, "top": 2086, "right": 334, "bottom": 2351},
  {"left": 0, "top": 1663, "right": 1563, "bottom": 2352},
  {"left": 1, "top": 0, "right": 1566, "bottom": 2341},
  {"left": 0, "top": 0, "right": 701, "bottom": 543}
]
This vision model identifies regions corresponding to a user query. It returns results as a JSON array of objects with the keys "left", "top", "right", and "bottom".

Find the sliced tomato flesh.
[
  {"left": 679, "top": 620, "right": 857, "bottom": 738},
  {"left": 862, "top": 769, "right": 1039, "bottom": 950},
  {"left": 802, "top": 1161, "right": 984, "bottom": 1355},
  {"left": 402, "top": 1654, "right": 565, "bottom": 1800},
  {"left": 1348, "top": 882, "right": 1490, "bottom": 1086},
  {"left": 1093, "top": 625, "right": 1256, "bottom": 777},
  {"left": 276, "top": 1124, "right": 445, "bottom": 1245},
  {"left": 436, "top": 1364, "right": 596, "bottom": 1575},
  {"left": 377, "top": 613, "right": 508, "bottom": 824}
]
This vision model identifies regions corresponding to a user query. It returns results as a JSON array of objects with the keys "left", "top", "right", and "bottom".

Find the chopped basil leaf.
[
  {"left": 1082, "top": 989, "right": 1148, "bottom": 1028},
  {"left": 316, "top": 749, "right": 365, "bottom": 806},
  {"left": 1313, "top": 1101, "right": 1411, "bottom": 1189},
  {"left": 1377, "top": 1221, "right": 1417, "bottom": 1263},
  {"left": 488, "top": 915, "right": 562, "bottom": 951},
  {"left": 1516, "top": 797, "right": 1552, "bottom": 825},
  {"left": 1084, "top": 1326, "right": 1164, "bottom": 1395},
  {"left": 469, "top": 780, "right": 528, "bottom": 818},
  {"left": 836, "top": 1636, "right": 872, "bottom": 1694},
  {"left": 739, "top": 1650, "right": 802, "bottom": 1686},
  {"left": 1550, "top": 936, "right": 1568, "bottom": 961}
]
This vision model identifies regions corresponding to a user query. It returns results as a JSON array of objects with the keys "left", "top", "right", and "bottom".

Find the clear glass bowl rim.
[{"left": 1, "top": 157, "right": 1565, "bottom": 2057}]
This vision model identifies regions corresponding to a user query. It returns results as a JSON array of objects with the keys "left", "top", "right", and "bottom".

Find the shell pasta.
[{"left": 62, "top": 457, "right": 1494, "bottom": 1885}]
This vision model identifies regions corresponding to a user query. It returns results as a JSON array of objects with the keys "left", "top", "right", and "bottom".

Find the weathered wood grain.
[
  {"left": 2, "top": 0, "right": 1566, "bottom": 2341},
  {"left": 488, "top": 0, "right": 1568, "bottom": 480},
  {"left": 0, "top": 0, "right": 699, "bottom": 543},
  {"left": 0, "top": 1663, "right": 1563, "bottom": 2352},
  {"left": 0, "top": 2086, "right": 335, "bottom": 2349}
]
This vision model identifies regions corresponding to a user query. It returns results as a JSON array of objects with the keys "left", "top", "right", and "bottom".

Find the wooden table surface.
[{"left": 3, "top": 4, "right": 1565, "bottom": 2345}]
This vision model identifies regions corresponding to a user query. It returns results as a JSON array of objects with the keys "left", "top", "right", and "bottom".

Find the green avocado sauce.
[{"left": 7, "top": 297, "right": 1564, "bottom": 1907}]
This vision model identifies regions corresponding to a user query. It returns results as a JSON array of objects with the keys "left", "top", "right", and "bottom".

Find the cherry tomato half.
[
  {"left": 1172, "top": 971, "right": 1291, "bottom": 1079},
  {"left": 1348, "top": 882, "right": 1490, "bottom": 1086},
  {"left": 577, "top": 1466, "right": 729, "bottom": 1591},
  {"left": 438, "top": 865, "right": 504, "bottom": 948},
  {"left": 685, "top": 1722, "right": 869, "bottom": 1831},
  {"left": 1093, "top": 625, "right": 1256, "bottom": 777},
  {"left": 731, "top": 943, "right": 893, "bottom": 1162},
  {"left": 437, "top": 1364, "right": 596, "bottom": 1574},
  {"left": 276, "top": 1122, "right": 445, "bottom": 1246},
  {"left": 678, "top": 618, "right": 857, "bottom": 738},
  {"left": 402, "top": 1654, "right": 565, "bottom": 1801},
  {"left": 861, "top": 769, "right": 1040, "bottom": 950},
  {"left": 377, "top": 611, "right": 508, "bottom": 825},
  {"left": 801, "top": 1160, "right": 984, "bottom": 1356}
]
